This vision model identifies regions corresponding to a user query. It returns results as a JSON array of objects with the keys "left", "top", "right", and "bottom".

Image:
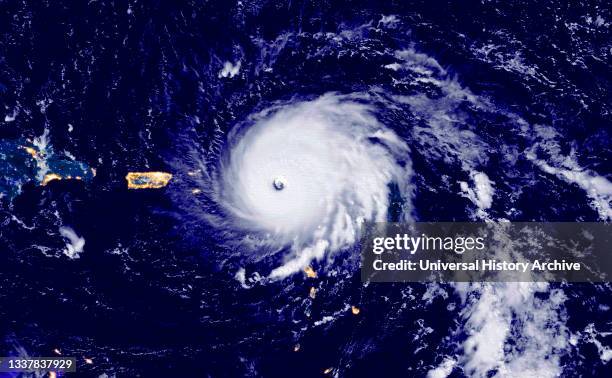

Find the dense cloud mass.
[{"left": 211, "top": 94, "right": 412, "bottom": 278}]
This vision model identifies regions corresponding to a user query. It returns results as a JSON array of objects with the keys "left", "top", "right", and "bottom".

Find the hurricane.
[
  {"left": 2, "top": 1, "right": 611, "bottom": 376},
  {"left": 205, "top": 94, "right": 412, "bottom": 278}
]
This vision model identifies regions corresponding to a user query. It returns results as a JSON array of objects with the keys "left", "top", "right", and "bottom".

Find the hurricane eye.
[{"left": 273, "top": 177, "right": 286, "bottom": 191}]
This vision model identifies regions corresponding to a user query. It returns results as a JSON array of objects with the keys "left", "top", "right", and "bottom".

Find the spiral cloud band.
[{"left": 213, "top": 94, "right": 412, "bottom": 279}]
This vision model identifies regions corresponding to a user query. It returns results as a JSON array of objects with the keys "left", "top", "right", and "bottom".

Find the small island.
[{"left": 125, "top": 172, "right": 173, "bottom": 189}]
